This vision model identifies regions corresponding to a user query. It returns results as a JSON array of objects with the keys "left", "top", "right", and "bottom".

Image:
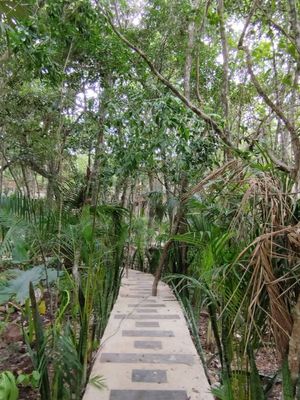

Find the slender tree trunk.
[
  {"left": 152, "top": 1, "right": 199, "bottom": 294},
  {"left": 46, "top": 159, "right": 60, "bottom": 203},
  {"left": 217, "top": 0, "right": 231, "bottom": 161},
  {"left": 120, "top": 178, "right": 128, "bottom": 208},
  {"left": 288, "top": 0, "right": 300, "bottom": 55},
  {"left": 217, "top": 0, "right": 229, "bottom": 121},
  {"left": 147, "top": 172, "right": 155, "bottom": 231},
  {"left": 288, "top": 0, "right": 300, "bottom": 188},
  {"left": 152, "top": 193, "right": 186, "bottom": 295},
  {"left": 163, "top": 172, "right": 173, "bottom": 228},
  {"left": 21, "top": 164, "right": 31, "bottom": 198},
  {"left": 35, "top": 173, "right": 41, "bottom": 199},
  {"left": 183, "top": 0, "right": 200, "bottom": 99},
  {"left": 8, "top": 167, "right": 21, "bottom": 194},
  {"left": 47, "top": 177, "right": 55, "bottom": 202},
  {"left": 126, "top": 179, "right": 135, "bottom": 277},
  {"left": 90, "top": 78, "right": 110, "bottom": 206}
]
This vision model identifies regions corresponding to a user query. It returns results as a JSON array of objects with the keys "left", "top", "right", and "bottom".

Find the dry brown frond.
[
  {"left": 181, "top": 159, "right": 240, "bottom": 203},
  {"left": 236, "top": 227, "right": 300, "bottom": 359}
]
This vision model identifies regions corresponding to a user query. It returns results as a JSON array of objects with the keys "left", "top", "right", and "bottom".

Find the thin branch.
[
  {"left": 267, "top": 18, "right": 295, "bottom": 46},
  {"left": 237, "top": 0, "right": 260, "bottom": 49},
  {"left": 266, "top": 149, "right": 293, "bottom": 173}
]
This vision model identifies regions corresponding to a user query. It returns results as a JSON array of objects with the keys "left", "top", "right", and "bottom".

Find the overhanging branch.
[{"left": 97, "top": 2, "right": 235, "bottom": 150}]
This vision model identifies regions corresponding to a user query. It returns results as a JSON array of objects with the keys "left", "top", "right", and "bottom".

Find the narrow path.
[{"left": 83, "top": 269, "right": 213, "bottom": 400}]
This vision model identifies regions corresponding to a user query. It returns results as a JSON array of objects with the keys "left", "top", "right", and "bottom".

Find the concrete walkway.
[{"left": 83, "top": 269, "right": 213, "bottom": 400}]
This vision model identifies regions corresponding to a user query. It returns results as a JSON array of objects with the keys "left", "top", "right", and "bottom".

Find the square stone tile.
[
  {"left": 132, "top": 369, "right": 167, "bottom": 383},
  {"left": 110, "top": 390, "right": 187, "bottom": 400}
]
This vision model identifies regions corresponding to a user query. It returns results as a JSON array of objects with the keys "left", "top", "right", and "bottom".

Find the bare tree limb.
[
  {"left": 217, "top": 0, "right": 230, "bottom": 121},
  {"left": 265, "top": 149, "right": 293, "bottom": 173},
  {"left": 237, "top": 0, "right": 260, "bottom": 50}
]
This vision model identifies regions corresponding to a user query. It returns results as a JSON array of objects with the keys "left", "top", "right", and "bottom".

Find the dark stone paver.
[
  {"left": 132, "top": 369, "right": 167, "bottom": 383},
  {"left": 129, "top": 304, "right": 165, "bottom": 308},
  {"left": 134, "top": 340, "right": 162, "bottom": 349},
  {"left": 115, "top": 314, "right": 180, "bottom": 320},
  {"left": 100, "top": 353, "right": 194, "bottom": 365},
  {"left": 142, "top": 299, "right": 156, "bottom": 302},
  {"left": 136, "top": 309, "right": 158, "bottom": 313},
  {"left": 135, "top": 292, "right": 151, "bottom": 294},
  {"left": 135, "top": 321, "right": 160, "bottom": 327},
  {"left": 122, "top": 330, "right": 174, "bottom": 337},
  {"left": 131, "top": 285, "right": 152, "bottom": 288},
  {"left": 110, "top": 390, "right": 187, "bottom": 400}
]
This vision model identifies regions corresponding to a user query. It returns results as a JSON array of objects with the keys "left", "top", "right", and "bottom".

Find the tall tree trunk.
[
  {"left": 217, "top": 0, "right": 231, "bottom": 161},
  {"left": 21, "top": 164, "right": 31, "bottom": 198},
  {"left": 90, "top": 78, "right": 110, "bottom": 206},
  {"left": 152, "top": 184, "right": 187, "bottom": 295},
  {"left": 288, "top": 0, "right": 300, "bottom": 56},
  {"left": 35, "top": 173, "right": 41, "bottom": 199},
  {"left": 46, "top": 177, "right": 56, "bottom": 202},
  {"left": 289, "top": 0, "right": 300, "bottom": 188},
  {"left": 183, "top": 0, "right": 200, "bottom": 99},
  {"left": 152, "top": 0, "right": 199, "bottom": 294},
  {"left": 217, "top": 0, "right": 229, "bottom": 122},
  {"left": 163, "top": 171, "right": 173, "bottom": 229},
  {"left": 126, "top": 178, "right": 135, "bottom": 277},
  {"left": 46, "top": 159, "right": 60, "bottom": 203},
  {"left": 120, "top": 178, "right": 128, "bottom": 208},
  {"left": 147, "top": 172, "right": 155, "bottom": 231}
]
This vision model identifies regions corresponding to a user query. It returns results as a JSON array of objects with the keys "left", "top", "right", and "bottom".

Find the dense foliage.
[{"left": 0, "top": 0, "right": 300, "bottom": 399}]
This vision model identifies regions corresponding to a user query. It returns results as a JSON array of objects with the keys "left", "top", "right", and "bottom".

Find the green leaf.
[
  {"left": 11, "top": 240, "right": 29, "bottom": 263},
  {"left": 252, "top": 41, "right": 272, "bottom": 60},
  {"left": 16, "top": 373, "right": 30, "bottom": 385},
  {"left": 89, "top": 375, "right": 107, "bottom": 390},
  {"left": 0, "top": 266, "right": 62, "bottom": 304},
  {"left": 0, "top": 371, "right": 18, "bottom": 400},
  {"left": 282, "top": 357, "right": 294, "bottom": 400}
]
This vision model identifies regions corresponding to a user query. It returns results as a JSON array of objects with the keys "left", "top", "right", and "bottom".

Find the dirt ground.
[{"left": 0, "top": 304, "right": 40, "bottom": 399}]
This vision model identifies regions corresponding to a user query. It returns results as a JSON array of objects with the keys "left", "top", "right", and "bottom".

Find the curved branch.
[{"left": 98, "top": 3, "right": 235, "bottom": 150}]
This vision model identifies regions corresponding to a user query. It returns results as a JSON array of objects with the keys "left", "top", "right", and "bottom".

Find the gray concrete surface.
[{"left": 83, "top": 269, "right": 213, "bottom": 400}]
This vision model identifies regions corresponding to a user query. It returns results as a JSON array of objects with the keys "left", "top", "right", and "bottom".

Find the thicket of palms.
[
  {"left": 160, "top": 161, "right": 300, "bottom": 398},
  {"left": 0, "top": 193, "right": 127, "bottom": 399}
]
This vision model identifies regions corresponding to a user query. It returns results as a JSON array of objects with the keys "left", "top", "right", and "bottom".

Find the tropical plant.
[
  {"left": 0, "top": 371, "right": 18, "bottom": 400},
  {"left": 166, "top": 162, "right": 300, "bottom": 398},
  {"left": 0, "top": 193, "right": 128, "bottom": 399}
]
